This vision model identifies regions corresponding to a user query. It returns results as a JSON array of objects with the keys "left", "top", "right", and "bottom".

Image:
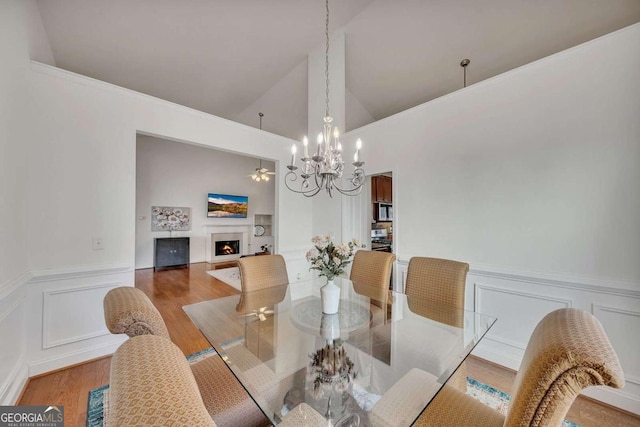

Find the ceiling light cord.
[
  {"left": 325, "top": 0, "right": 330, "bottom": 118},
  {"left": 460, "top": 59, "right": 470, "bottom": 88}
]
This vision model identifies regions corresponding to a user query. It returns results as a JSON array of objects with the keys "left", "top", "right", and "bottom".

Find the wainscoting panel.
[
  {"left": 42, "top": 282, "right": 121, "bottom": 349},
  {"left": 474, "top": 283, "right": 572, "bottom": 351},
  {"left": 26, "top": 266, "right": 133, "bottom": 376},
  {"left": 396, "top": 259, "right": 640, "bottom": 414}
]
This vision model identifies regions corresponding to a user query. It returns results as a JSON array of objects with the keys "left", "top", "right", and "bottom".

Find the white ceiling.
[{"left": 35, "top": 0, "right": 640, "bottom": 139}]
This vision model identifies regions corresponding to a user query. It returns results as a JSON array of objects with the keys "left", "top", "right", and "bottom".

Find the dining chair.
[
  {"left": 103, "top": 286, "right": 270, "bottom": 427},
  {"left": 413, "top": 308, "right": 625, "bottom": 427},
  {"left": 350, "top": 250, "right": 396, "bottom": 291},
  {"left": 237, "top": 254, "right": 289, "bottom": 292},
  {"left": 350, "top": 250, "right": 396, "bottom": 316},
  {"left": 405, "top": 256, "right": 470, "bottom": 390},
  {"left": 405, "top": 256, "right": 469, "bottom": 311}
]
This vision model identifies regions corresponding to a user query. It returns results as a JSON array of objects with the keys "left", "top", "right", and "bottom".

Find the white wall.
[
  {"left": 19, "top": 61, "right": 313, "bottom": 376},
  {"left": 0, "top": 0, "right": 33, "bottom": 405},
  {"left": 347, "top": 24, "right": 640, "bottom": 283},
  {"left": 346, "top": 24, "right": 640, "bottom": 412},
  {"left": 136, "top": 136, "right": 276, "bottom": 268},
  {"left": 232, "top": 60, "right": 308, "bottom": 142},
  {"left": 346, "top": 88, "right": 375, "bottom": 131}
]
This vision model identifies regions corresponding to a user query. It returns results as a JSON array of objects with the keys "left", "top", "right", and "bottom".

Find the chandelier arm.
[
  {"left": 285, "top": 170, "right": 323, "bottom": 197},
  {"left": 332, "top": 182, "right": 364, "bottom": 196}
]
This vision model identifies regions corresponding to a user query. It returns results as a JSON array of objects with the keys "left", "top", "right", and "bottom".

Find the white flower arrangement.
[
  {"left": 151, "top": 206, "right": 191, "bottom": 231},
  {"left": 306, "top": 235, "right": 365, "bottom": 280}
]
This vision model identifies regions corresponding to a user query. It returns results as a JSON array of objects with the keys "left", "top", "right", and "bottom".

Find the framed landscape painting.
[{"left": 207, "top": 193, "right": 248, "bottom": 218}]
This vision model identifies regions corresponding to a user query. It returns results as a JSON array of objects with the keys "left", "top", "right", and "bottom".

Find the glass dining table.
[{"left": 183, "top": 277, "right": 496, "bottom": 427}]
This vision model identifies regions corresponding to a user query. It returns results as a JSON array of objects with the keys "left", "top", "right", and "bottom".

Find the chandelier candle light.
[{"left": 285, "top": 0, "right": 365, "bottom": 198}]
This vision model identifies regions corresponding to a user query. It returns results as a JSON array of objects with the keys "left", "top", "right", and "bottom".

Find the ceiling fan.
[
  {"left": 250, "top": 159, "right": 275, "bottom": 182},
  {"left": 240, "top": 306, "right": 274, "bottom": 322},
  {"left": 249, "top": 112, "right": 275, "bottom": 182}
]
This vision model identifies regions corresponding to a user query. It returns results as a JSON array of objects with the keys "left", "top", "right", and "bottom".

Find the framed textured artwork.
[{"left": 151, "top": 206, "right": 191, "bottom": 231}]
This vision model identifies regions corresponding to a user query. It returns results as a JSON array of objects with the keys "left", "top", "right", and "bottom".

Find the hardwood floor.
[{"left": 18, "top": 262, "right": 640, "bottom": 427}]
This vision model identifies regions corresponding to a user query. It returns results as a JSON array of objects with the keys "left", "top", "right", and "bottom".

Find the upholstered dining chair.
[
  {"left": 405, "top": 256, "right": 470, "bottom": 390},
  {"left": 104, "top": 286, "right": 270, "bottom": 427},
  {"left": 414, "top": 308, "right": 625, "bottom": 427},
  {"left": 350, "top": 250, "right": 396, "bottom": 311},
  {"left": 404, "top": 256, "right": 469, "bottom": 312},
  {"left": 237, "top": 254, "right": 289, "bottom": 292}
]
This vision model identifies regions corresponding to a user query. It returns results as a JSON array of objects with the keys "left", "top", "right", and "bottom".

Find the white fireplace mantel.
[{"left": 204, "top": 224, "right": 252, "bottom": 263}]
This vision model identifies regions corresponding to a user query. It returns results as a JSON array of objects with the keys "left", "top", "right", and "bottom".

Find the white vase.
[
  {"left": 320, "top": 313, "right": 340, "bottom": 340},
  {"left": 321, "top": 279, "right": 340, "bottom": 314}
]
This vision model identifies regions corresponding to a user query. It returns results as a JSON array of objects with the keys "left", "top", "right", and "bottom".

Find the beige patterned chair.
[
  {"left": 104, "top": 286, "right": 170, "bottom": 338},
  {"left": 103, "top": 286, "right": 269, "bottom": 427},
  {"left": 108, "top": 334, "right": 216, "bottom": 427},
  {"left": 237, "top": 254, "right": 289, "bottom": 292},
  {"left": 405, "top": 257, "right": 469, "bottom": 312},
  {"left": 350, "top": 250, "right": 396, "bottom": 292},
  {"left": 350, "top": 250, "right": 396, "bottom": 304},
  {"left": 414, "top": 308, "right": 625, "bottom": 427},
  {"left": 405, "top": 256, "right": 470, "bottom": 391}
]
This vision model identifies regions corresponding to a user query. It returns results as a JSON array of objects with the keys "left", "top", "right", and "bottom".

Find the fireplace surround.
[{"left": 204, "top": 225, "right": 250, "bottom": 263}]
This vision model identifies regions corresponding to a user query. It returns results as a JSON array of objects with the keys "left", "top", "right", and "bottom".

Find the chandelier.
[
  {"left": 250, "top": 112, "right": 275, "bottom": 182},
  {"left": 285, "top": 0, "right": 365, "bottom": 198}
]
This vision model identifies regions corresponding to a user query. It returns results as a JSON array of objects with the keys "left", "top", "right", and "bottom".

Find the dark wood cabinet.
[
  {"left": 154, "top": 237, "right": 190, "bottom": 271},
  {"left": 372, "top": 175, "right": 392, "bottom": 202}
]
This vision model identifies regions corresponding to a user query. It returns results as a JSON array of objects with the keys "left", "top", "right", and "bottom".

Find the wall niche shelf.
[{"left": 254, "top": 214, "right": 272, "bottom": 237}]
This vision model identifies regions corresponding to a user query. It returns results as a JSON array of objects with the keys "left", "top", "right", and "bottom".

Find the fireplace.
[
  {"left": 208, "top": 231, "right": 246, "bottom": 262},
  {"left": 215, "top": 240, "right": 240, "bottom": 256}
]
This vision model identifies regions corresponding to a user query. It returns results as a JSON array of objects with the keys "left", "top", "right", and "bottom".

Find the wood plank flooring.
[{"left": 18, "top": 262, "right": 640, "bottom": 427}]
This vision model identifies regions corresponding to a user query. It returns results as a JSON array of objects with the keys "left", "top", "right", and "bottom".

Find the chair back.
[
  {"left": 236, "top": 284, "right": 288, "bottom": 313},
  {"left": 350, "top": 250, "right": 396, "bottom": 302},
  {"left": 237, "top": 254, "right": 289, "bottom": 292},
  {"left": 405, "top": 257, "right": 469, "bottom": 310},
  {"left": 505, "top": 308, "right": 625, "bottom": 427}
]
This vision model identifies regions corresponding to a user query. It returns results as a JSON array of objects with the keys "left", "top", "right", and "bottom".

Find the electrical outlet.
[
  {"left": 92, "top": 237, "right": 104, "bottom": 250},
  {"left": 297, "top": 272, "right": 302, "bottom": 280}
]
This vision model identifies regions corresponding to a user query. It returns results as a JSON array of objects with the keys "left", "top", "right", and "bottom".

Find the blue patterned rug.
[
  {"left": 466, "top": 377, "right": 580, "bottom": 427},
  {"left": 88, "top": 358, "right": 580, "bottom": 426}
]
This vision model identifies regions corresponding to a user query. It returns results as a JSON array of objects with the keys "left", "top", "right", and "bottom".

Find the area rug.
[
  {"left": 466, "top": 377, "right": 580, "bottom": 427},
  {"left": 88, "top": 371, "right": 580, "bottom": 426},
  {"left": 206, "top": 267, "right": 241, "bottom": 291},
  {"left": 86, "top": 347, "right": 216, "bottom": 427}
]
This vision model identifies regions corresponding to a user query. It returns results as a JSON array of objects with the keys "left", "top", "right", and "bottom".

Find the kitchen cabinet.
[
  {"left": 372, "top": 175, "right": 392, "bottom": 202},
  {"left": 154, "top": 237, "right": 190, "bottom": 271}
]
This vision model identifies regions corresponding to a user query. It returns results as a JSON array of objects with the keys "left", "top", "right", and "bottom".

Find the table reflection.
[{"left": 236, "top": 285, "right": 287, "bottom": 362}]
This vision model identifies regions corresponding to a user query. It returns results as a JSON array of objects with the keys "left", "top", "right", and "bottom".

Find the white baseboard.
[
  {"left": 28, "top": 336, "right": 125, "bottom": 377},
  {"left": 0, "top": 361, "right": 29, "bottom": 405}
]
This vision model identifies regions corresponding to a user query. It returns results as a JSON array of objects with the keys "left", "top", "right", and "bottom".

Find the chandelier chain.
[{"left": 325, "top": 0, "right": 330, "bottom": 118}]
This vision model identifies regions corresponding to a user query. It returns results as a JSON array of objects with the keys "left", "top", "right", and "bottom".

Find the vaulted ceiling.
[{"left": 35, "top": 0, "right": 640, "bottom": 140}]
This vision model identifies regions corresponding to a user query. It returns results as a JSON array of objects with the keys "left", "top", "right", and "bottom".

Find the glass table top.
[{"left": 183, "top": 278, "right": 496, "bottom": 427}]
